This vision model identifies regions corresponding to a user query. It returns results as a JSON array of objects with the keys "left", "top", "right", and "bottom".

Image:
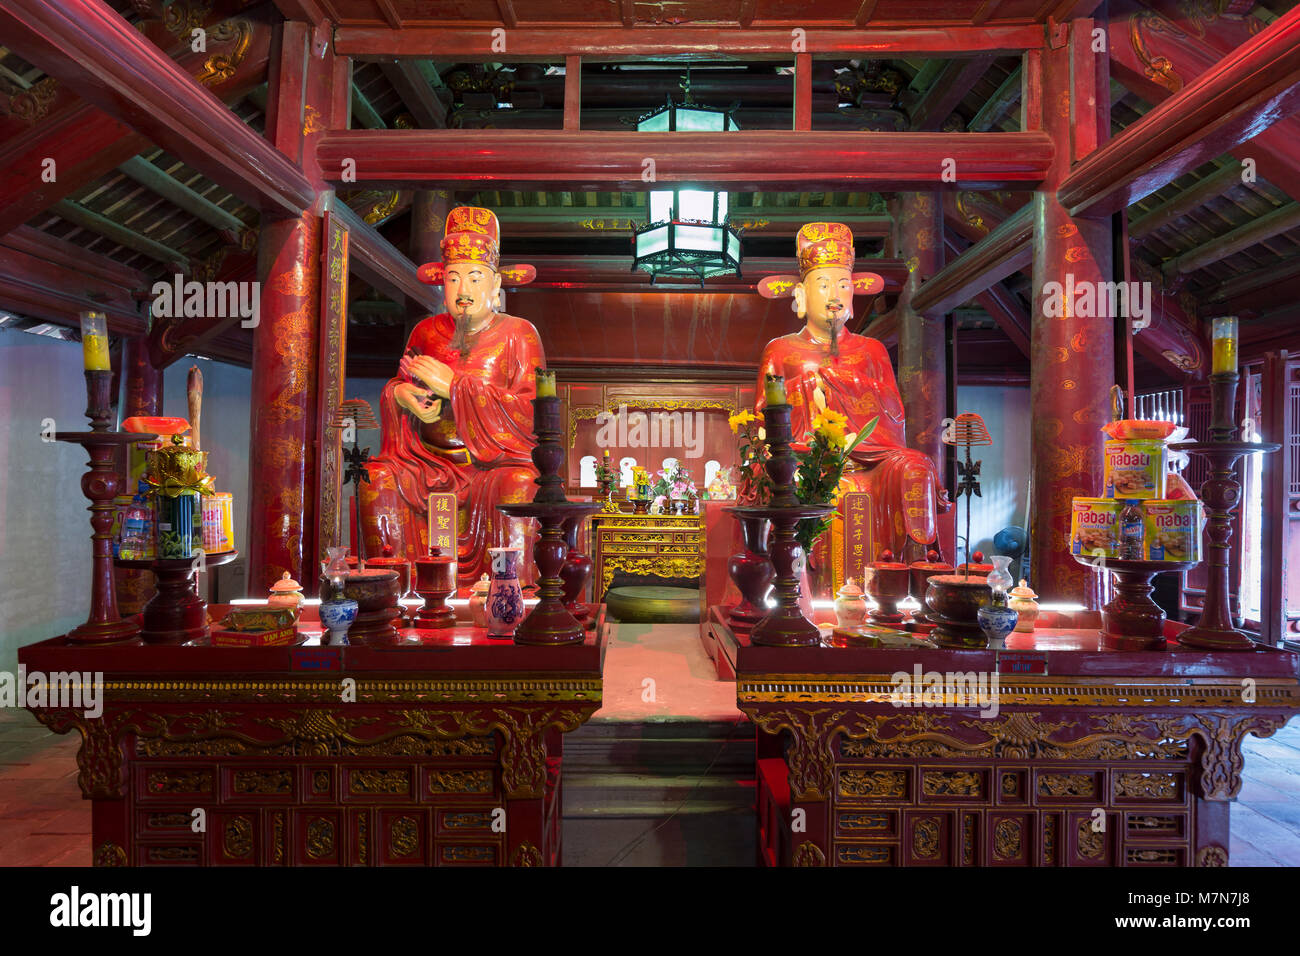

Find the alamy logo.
[
  {"left": 890, "top": 665, "right": 1000, "bottom": 719},
  {"left": 595, "top": 404, "right": 704, "bottom": 459},
  {"left": 152, "top": 274, "right": 260, "bottom": 328},
  {"left": 1041, "top": 273, "right": 1151, "bottom": 327},
  {"left": 50, "top": 886, "right": 151, "bottom": 936},
  {"left": 0, "top": 667, "right": 102, "bottom": 718}
]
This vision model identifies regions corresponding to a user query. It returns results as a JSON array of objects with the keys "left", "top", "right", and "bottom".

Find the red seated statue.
[
  {"left": 359, "top": 206, "right": 542, "bottom": 585},
  {"left": 756, "top": 222, "right": 950, "bottom": 569}
]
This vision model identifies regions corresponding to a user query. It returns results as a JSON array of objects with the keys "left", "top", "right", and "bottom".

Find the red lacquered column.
[{"left": 1026, "top": 21, "right": 1113, "bottom": 607}]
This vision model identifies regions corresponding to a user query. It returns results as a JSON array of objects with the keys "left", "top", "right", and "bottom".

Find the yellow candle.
[
  {"left": 535, "top": 368, "right": 557, "bottom": 398},
  {"left": 79, "top": 311, "right": 110, "bottom": 371},
  {"left": 764, "top": 373, "right": 787, "bottom": 406},
  {"left": 1210, "top": 316, "right": 1238, "bottom": 375}
]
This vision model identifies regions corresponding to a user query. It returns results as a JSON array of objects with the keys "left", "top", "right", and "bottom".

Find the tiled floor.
[{"left": 3, "top": 692, "right": 1300, "bottom": 867}]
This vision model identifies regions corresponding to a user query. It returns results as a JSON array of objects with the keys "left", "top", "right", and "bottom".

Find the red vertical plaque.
[
  {"left": 427, "top": 492, "right": 457, "bottom": 554},
  {"left": 843, "top": 491, "right": 873, "bottom": 584}
]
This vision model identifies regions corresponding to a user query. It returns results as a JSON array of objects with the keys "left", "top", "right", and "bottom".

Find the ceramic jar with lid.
[
  {"left": 833, "top": 578, "right": 867, "bottom": 627},
  {"left": 1008, "top": 579, "right": 1040, "bottom": 632},
  {"left": 268, "top": 571, "right": 305, "bottom": 611},
  {"left": 469, "top": 573, "right": 491, "bottom": 628}
]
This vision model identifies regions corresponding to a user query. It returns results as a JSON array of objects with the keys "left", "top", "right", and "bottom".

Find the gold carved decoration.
[
  {"left": 194, "top": 19, "right": 251, "bottom": 87},
  {"left": 1001, "top": 773, "right": 1018, "bottom": 797},
  {"left": 839, "top": 813, "right": 889, "bottom": 832},
  {"left": 313, "top": 770, "right": 331, "bottom": 793},
  {"left": 306, "top": 818, "right": 335, "bottom": 859},
  {"left": 962, "top": 814, "right": 976, "bottom": 865},
  {"left": 147, "top": 769, "right": 213, "bottom": 794},
  {"left": 838, "top": 845, "right": 890, "bottom": 865},
  {"left": 793, "top": 841, "right": 827, "bottom": 867},
  {"left": 841, "top": 769, "right": 906, "bottom": 798},
  {"left": 1115, "top": 771, "right": 1178, "bottom": 800},
  {"left": 1131, "top": 815, "right": 1180, "bottom": 833},
  {"left": 993, "top": 819, "right": 1022, "bottom": 861},
  {"left": 223, "top": 816, "right": 253, "bottom": 859},
  {"left": 1077, "top": 819, "right": 1105, "bottom": 860},
  {"left": 233, "top": 769, "right": 292, "bottom": 794},
  {"left": 274, "top": 811, "right": 285, "bottom": 865},
  {"left": 1129, "top": 11, "right": 1184, "bottom": 94},
  {"left": 147, "top": 813, "right": 190, "bottom": 828},
  {"left": 1128, "top": 848, "right": 1178, "bottom": 865},
  {"left": 580, "top": 218, "right": 636, "bottom": 230},
  {"left": 94, "top": 842, "right": 127, "bottom": 867},
  {"left": 922, "top": 770, "right": 981, "bottom": 797},
  {"left": 1197, "top": 845, "right": 1228, "bottom": 867},
  {"left": 1044, "top": 816, "right": 1056, "bottom": 865},
  {"left": 428, "top": 770, "right": 493, "bottom": 794},
  {"left": 912, "top": 819, "right": 940, "bottom": 860},
  {"left": 444, "top": 846, "right": 494, "bottom": 863},
  {"left": 746, "top": 708, "right": 848, "bottom": 800},
  {"left": 352, "top": 768, "right": 411, "bottom": 794},
  {"left": 164, "top": 0, "right": 211, "bottom": 37},
  {"left": 362, "top": 191, "right": 403, "bottom": 225},
  {"left": 357, "top": 812, "right": 367, "bottom": 865},
  {"left": 1038, "top": 772, "right": 1095, "bottom": 798},
  {"left": 0, "top": 77, "right": 59, "bottom": 124},
  {"left": 390, "top": 816, "right": 419, "bottom": 857},
  {"left": 446, "top": 812, "right": 493, "bottom": 830},
  {"left": 511, "top": 843, "right": 544, "bottom": 867}
]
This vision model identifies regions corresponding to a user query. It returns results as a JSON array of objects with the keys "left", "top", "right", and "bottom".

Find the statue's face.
[
  {"left": 442, "top": 261, "right": 502, "bottom": 322},
  {"left": 796, "top": 266, "right": 854, "bottom": 332}
]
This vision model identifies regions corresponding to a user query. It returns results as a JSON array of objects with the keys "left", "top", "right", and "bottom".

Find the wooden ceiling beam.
[
  {"left": 0, "top": 7, "right": 272, "bottom": 235},
  {"left": 316, "top": 130, "right": 1053, "bottom": 191},
  {"left": 116, "top": 156, "right": 248, "bottom": 237},
  {"left": 271, "top": 0, "right": 328, "bottom": 24},
  {"left": 51, "top": 199, "right": 191, "bottom": 272},
  {"left": 379, "top": 60, "right": 446, "bottom": 128},
  {"left": 350, "top": 80, "right": 387, "bottom": 129},
  {"left": 1162, "top": 201, "right": 1300, "bottom": 281},
  {"left": 1208, "top": 253, "right": 1300, "bottom": 304},
  {"left": 910, "top": 57, "right": 995, "bottom": 132},
  {"left": 967, "top": 65, "right": 1021, "bottom": 132},
  {"left": 1060, "top": 6, "right": 1300, "bottom": 217},
  {"left": 0, "top": 230, "right": 146, "bottom": 335},
  {"left": 911, "top": 205, "right": 1033, "bottom": 316},
  {"left": 1127, "top": 162, "right": 1242, "bottom": 239},
  {"left": 329, "top": 200, "right": 440, "bottom": 313},
  {"left": 0, "top": 0, "right": 315, "bottom": 216},
  {"left": 335, "top": 25, "right": 1045, "bottom": 61},
  {"left": 512, "top": 255, "right": 907, "bottom": 294}
]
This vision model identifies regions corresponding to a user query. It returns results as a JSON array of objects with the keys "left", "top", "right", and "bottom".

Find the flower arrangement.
[
  {"left": 594, "top": 452, "right": 618, "bottom": 488},
  {"left": 729, "top": 409, "right": 770, "bottom": 504},
  {"left": 649, "top": 461, "right": 698, "bottom": 512},
  {"left": 792, "top": 392, "right": 876, "bottom": 555}
]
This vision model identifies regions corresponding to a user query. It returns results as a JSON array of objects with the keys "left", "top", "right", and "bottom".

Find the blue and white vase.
[
  {"left": 977, "top": 604, "right": 1019, "bottom": 646},
  {"left": 319, "top": 597, "right": 358, "bottom": 646},
  {"left": 486, "top": 547, "right": 524, "bottom": 638}
]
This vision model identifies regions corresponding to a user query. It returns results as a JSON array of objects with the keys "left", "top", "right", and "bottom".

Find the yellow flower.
[
  {"left": 728, "top": 410, "right": 758, "bottom": 434},
  {"left": 812, "top": 412, "right": 848, "bottom": 449},
  {"left": 817, "top": 408, "right": 849, "bottom": 429}
]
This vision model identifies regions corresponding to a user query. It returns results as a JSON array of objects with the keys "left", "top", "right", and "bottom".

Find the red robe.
[
  {"left": 360, "top": 312, "right": 542, "bottom": 585},
  {"left": 756, "top": 327, "right": 948, "bottom": 563}
]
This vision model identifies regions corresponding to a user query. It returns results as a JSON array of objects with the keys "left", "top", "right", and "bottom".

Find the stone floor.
[{"left": 3, "top": 627, "right": 1300, "bottom": 865}]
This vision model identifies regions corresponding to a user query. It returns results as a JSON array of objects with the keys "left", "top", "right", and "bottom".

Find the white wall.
[
  {"left": 0, "top": 332, "right": 98, "bottom": 671},
  {"left": 955, "top": 385, "right": 1032, "bottom": 565}
]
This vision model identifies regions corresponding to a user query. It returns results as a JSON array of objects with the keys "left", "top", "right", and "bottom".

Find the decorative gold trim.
[
  {"left": 511, "top": 842, "right": 544, "bottom": 866},
  {"left": 94, "top": 842, "right": 127, "bottom": 867},
  {"left": 1128, "top": 11, "right": 1184, "bottom": 94},
  {"left": 738, "top": 674, "right": 1300, "bottom": 709},
  {"left": 194, "top": 18, "right": 251, "bottom": 87},
  {"left": 793, "top": 841, "right": 826, "bottom": 867},
  {"left": 1197, "top": 845, "right": 1228, "bottom": 867},
  {"left": 56, "top": 677, "right": 603, "bottom": 705}
]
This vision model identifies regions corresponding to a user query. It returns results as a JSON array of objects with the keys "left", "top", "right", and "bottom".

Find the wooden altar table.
[
  {"left": 708, "top": 607, "right": 1300, "bottom": 867},
  {"left": 591, "top": 512, "right": 706, "bottom": 601},
  {"left": 19, "top": 607, "right": 608, "bottom": 867}
]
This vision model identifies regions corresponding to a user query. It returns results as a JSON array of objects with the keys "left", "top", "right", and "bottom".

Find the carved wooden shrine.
[
  {"left": 20, "top": 609, "right": 607, "bottom": 867},
  {"left": 711, "top": 608, "right": 1300, "bottom": 867}
]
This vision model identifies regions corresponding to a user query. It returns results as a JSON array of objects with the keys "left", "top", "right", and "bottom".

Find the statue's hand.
[
  {"left": 406, "top": 354, "right": 453, "bottom": 398},
  {"left": 395, "top": 382, "right": 443, "bottom": 423}
]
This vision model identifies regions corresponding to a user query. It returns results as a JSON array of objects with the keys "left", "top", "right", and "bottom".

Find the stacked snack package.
[{"left": 1070, "top": 418, "right": 1202, "bottom": 564}]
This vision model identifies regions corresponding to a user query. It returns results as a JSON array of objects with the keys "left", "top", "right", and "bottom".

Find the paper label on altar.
[
  {"left": 995, "top": 651, "right": 1048, "bottom": 675},
  {"left": 427, "top": 492, "right": 457, "bottom": 552},
  {"left": 842, "top": 492, "right": 873, "bottom": 586}
]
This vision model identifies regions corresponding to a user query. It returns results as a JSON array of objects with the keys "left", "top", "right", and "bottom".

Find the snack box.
[
  {"left": 1071, "top": 497, "right": 1122, "bottom": 559},
  {"left": 210, "top": 623, "right": 301, "bottom": 648},
  {"left": 1143, "top": 499, "right": 1203, "bottom": 563},
  {"left": 1103, "top": 439, "right": 1167, "bottom": 499}
]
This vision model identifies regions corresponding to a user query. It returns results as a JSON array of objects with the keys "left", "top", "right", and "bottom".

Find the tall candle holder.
[
  {"left": 1172, "top": 362, "right": 1277, "bottom": 650},
  {"left": 728, "top": 401, "right": 832, "bottom": 647},
  {"left": 498, "top": 371, "right": 600, "bottom": 645},
  {"left": 59, "top": 358, "right": 157, "bottom": 643}
]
